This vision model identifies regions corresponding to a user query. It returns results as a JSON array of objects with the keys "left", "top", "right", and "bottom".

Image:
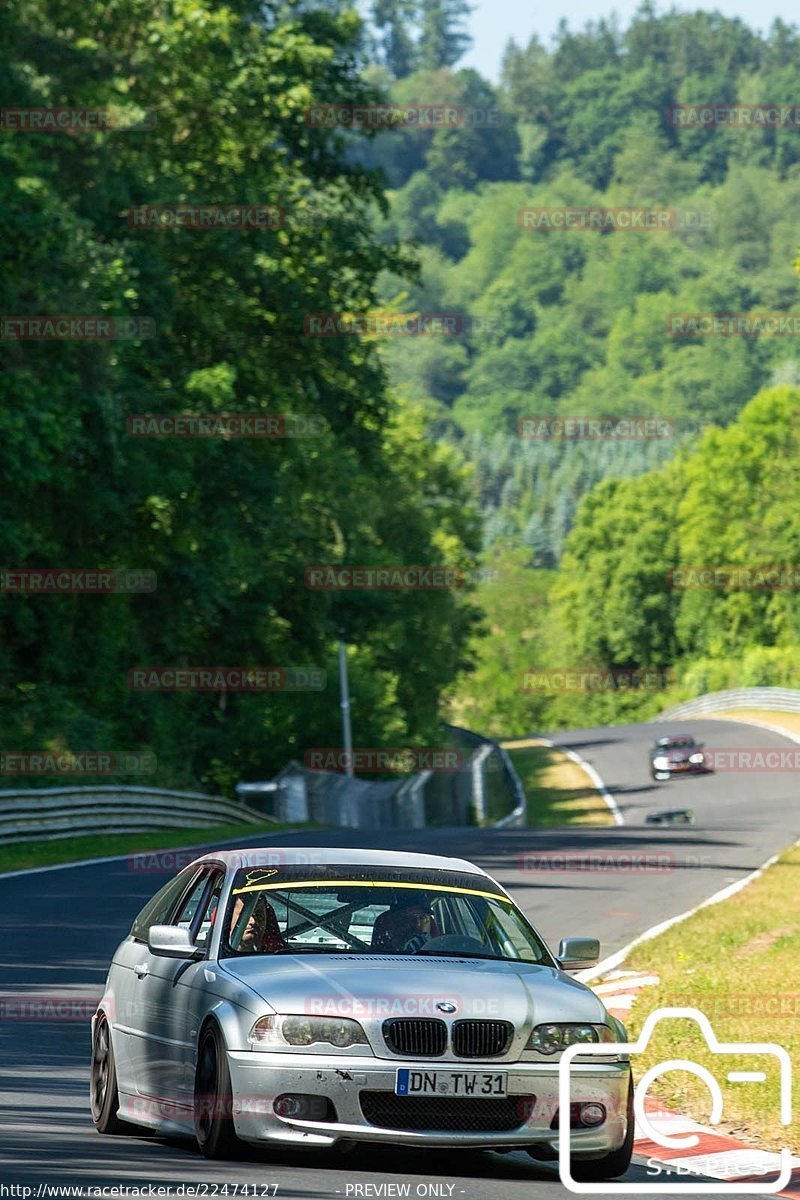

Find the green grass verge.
[
  {"left": 623, "top": 841, "right": 800, "bottom": 1151},
  {"left": 0, "top": 819, "right": 316, "bottom": 875},
  {"left": 705, "top": 709, "right": 800, "bottom": 736},
  {"left": 503, "top": 739, "right": 613, "bottom": 826}
]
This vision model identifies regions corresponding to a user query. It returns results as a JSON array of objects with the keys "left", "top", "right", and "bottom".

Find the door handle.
[{"left": 133, "top": 963, "right": 150, "bottom": 978}]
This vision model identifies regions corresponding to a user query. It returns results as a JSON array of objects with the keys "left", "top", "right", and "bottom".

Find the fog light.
[
  {"left": 273, "top": 1093, "right": 335, "bottom": 1121},
  {"left": 578, "top": 1103, "right": 606, "bottom": 1127},
  {"left": 550, "top": 1102, "right": 607, "bottom": 1130}
]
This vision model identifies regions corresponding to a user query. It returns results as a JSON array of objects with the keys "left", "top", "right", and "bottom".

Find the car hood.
[
  {"left": 655, "top": 745, "right": 695, "bottom": 761},
  {"left": 219, "top": 954, "right": 608, "bottom": 1025}
]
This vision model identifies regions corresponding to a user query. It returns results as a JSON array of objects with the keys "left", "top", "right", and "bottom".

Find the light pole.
[{"left": 337, "top": 636, "right": 354, "bottom": 776}]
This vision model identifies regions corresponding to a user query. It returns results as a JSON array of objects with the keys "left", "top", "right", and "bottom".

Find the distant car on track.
[
  {"left": 91, "top": 847, "right": 633, "bottom": 1179},
  {"left": 650, "top": 734, "right": 711, "bottom": 781}
]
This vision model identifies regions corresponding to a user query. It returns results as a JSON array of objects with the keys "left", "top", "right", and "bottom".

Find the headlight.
[
  {"left": 525, "top": 1024, "right": 614, "bottom": 1055},
  {"left": 249, "top": 1014, "right": 369, "bottom": 1050},
  {"left": 689, "top": 752, "right": 704, "bottom": 764},
  {"left": 652, "top": 756, "right": 670, "bottom": 769}
]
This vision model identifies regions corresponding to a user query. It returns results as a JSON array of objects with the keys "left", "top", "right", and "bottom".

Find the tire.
[
  {"left": 568, "top": 1078, "right": 634, "bottom": 1182},
  {"left": 194, "top": 1023, "right": 241, "bottom": 1159},
  {"left": 90, "top": 1012, "right": 130, "bottom": 1134}
]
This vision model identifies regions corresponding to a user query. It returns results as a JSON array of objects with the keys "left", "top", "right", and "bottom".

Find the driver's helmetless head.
[
  {"left": 404, "top": 906, "right": 432, "bottom": 928},
  {"left": 230, "top": 896, "right": 268, "bottom": 950}
]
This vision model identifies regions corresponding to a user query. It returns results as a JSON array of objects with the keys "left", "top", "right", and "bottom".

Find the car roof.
[
  {"left": 194, "top": 846, "right": 489, "bottom": 875},
  {"left": 655, "top": 735, "right": 694, "bottom": 745}
]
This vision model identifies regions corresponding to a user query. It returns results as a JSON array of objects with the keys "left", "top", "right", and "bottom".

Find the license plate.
[{"left": 395, "top": 1069, "right": 507, "bottom": 1097}]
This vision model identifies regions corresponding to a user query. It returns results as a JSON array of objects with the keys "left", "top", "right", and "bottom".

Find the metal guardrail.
[
  {"left": 237, "top": 728, "right": 527, "bottom": 831},
  {"left": 655, "top": 686, "right": 800, "bottom": 721},
  {"left": 1, "top": 724, "right": 528, "bottom": 847},
  {"left": 443, "top": 725, "right": 527, "bottom": 828},
  {"left": 0, "top": 786, "right": 263, "bottom": 845}
]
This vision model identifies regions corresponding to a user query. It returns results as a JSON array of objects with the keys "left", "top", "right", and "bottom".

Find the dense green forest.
[
  {"left": 0, "top": 0, "right": 481, "bottom": 789},
  {"left": 365, "top": 9, "right": 800, "bottom": 556},
  {"left": 357, "top": 4, "right": 800, "bottom": 732},
  {"left": 2, "top": 0, "right": 799, "bottom": 783}
]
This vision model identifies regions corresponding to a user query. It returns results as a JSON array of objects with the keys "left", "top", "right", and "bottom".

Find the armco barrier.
[
  {"left": 440, "top": 725, "right": 527, "bottom": 828},
  {"left": 0, "top": 785, "right": 263, "bottom": 845},
  {"left": 238, "top": 729, "right": 527, "bottom": 831},
  {"left": 1, "top": 725, "right": 528, "bottom": 846},
  {"left": 655, "top": 686, "right": 800, "bottom": 721}
]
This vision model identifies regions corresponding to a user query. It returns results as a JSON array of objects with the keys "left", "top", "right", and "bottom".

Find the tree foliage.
[{"left": 0, "top": 0, "right": 481, "bottom": 789}]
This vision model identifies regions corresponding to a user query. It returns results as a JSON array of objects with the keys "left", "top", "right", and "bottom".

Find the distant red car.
[{"left": 650, "top": 735, "right": 711, "bottom": 781}]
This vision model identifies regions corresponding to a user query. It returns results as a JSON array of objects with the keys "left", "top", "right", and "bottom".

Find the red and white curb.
[{"left": 590, "top": 972, "right": 800, "bottom": 1195}]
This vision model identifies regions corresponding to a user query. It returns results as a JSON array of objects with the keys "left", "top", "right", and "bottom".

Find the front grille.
[
  {"left": 383, "top": 1018, "right": 447, "bottom": 1057},
  {"left": 360, "top": 1091, "right": 535, "bottom": 1132},
  {"left": 452, "top": 1020, "right": 513, "bottom": 1058}
]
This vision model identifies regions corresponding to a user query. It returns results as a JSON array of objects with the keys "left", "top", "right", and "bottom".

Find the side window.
[
  {"left": 194, "top": 872, "right": 224, "bottom": 951},
  {"left": 131, "top": 867, "right": 197, "bottom": 942},
  {"left": 173, "top": 870, "right": 211, "bottom": 930}
]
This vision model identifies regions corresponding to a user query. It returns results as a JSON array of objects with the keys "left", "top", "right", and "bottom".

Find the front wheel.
[
  {"left": 90, "top": 1013, "right": 130, "bottom": 1134},
  {"left": 194, "top": 1023, "right": 241, "bottom": 1159},
  {"left": 568, "top": 1079, "right": 634, "bottom": 1182}
]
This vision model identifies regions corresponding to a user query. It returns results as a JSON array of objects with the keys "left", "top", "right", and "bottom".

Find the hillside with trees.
[
  {"left": 3, "top": 0, "right": 800, "bottom": 777},
  {"left": 352, "top": 3, "right": 800, "bottom": 732}
]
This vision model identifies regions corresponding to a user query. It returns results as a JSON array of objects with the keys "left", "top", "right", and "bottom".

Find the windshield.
[{"left": 221, "top": 871, "right": 552, "bottom": 964}]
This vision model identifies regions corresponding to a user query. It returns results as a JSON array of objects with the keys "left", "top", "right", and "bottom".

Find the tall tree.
[
  {"left": 372, "top": 0, "right": 419, "bottom": 77},
  {"left": 417, "top": 0, "right": 473, "bottom": 70}
]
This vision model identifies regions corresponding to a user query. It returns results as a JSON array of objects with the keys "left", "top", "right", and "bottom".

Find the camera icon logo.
[{"left": 558, "top": 1006, "right": 793, "bottom": 1193}]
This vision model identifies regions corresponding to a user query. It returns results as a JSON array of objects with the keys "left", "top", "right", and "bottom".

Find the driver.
[
  {"left": 399, "top": 902, "right": 434, "bottom": 953},
  {"left": 230, "top": 895, "right": 268, "bottom": 952}
]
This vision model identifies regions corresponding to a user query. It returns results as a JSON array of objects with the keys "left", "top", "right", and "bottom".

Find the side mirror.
[
  {"left": 147, "top": 924, "right": 202, "bottom": 959},
  {"left": 557, "top": 936, "right": 600, "bottom": 970}
]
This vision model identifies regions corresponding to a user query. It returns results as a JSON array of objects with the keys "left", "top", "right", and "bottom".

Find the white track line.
[
  {"left": 540, "top": 738, "right": 624, "bottom": 825},
  {"left": 576, "top": 842, "right": 798, "bottom": 983}
]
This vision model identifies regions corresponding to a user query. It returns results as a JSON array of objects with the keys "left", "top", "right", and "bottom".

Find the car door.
[
  {"left": 141, "top": 868, "right": 225, "bottom": 1111},
  {"left": 112, "top": 866, "right": 200, "bottom": 1099}
]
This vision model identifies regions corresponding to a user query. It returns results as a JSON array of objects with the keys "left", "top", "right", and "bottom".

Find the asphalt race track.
[{"left": 1, "top": 718, "right": 798, "bottom": 1198}]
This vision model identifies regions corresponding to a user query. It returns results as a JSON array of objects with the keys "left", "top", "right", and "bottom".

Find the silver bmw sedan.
[{"left": 91, "top": 847, "right": 633, "bottom": 1179}]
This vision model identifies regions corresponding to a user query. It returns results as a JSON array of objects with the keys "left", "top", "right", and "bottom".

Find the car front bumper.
[{"left": 226, "top": 1051, "right": 630, "bottom": 1155}]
